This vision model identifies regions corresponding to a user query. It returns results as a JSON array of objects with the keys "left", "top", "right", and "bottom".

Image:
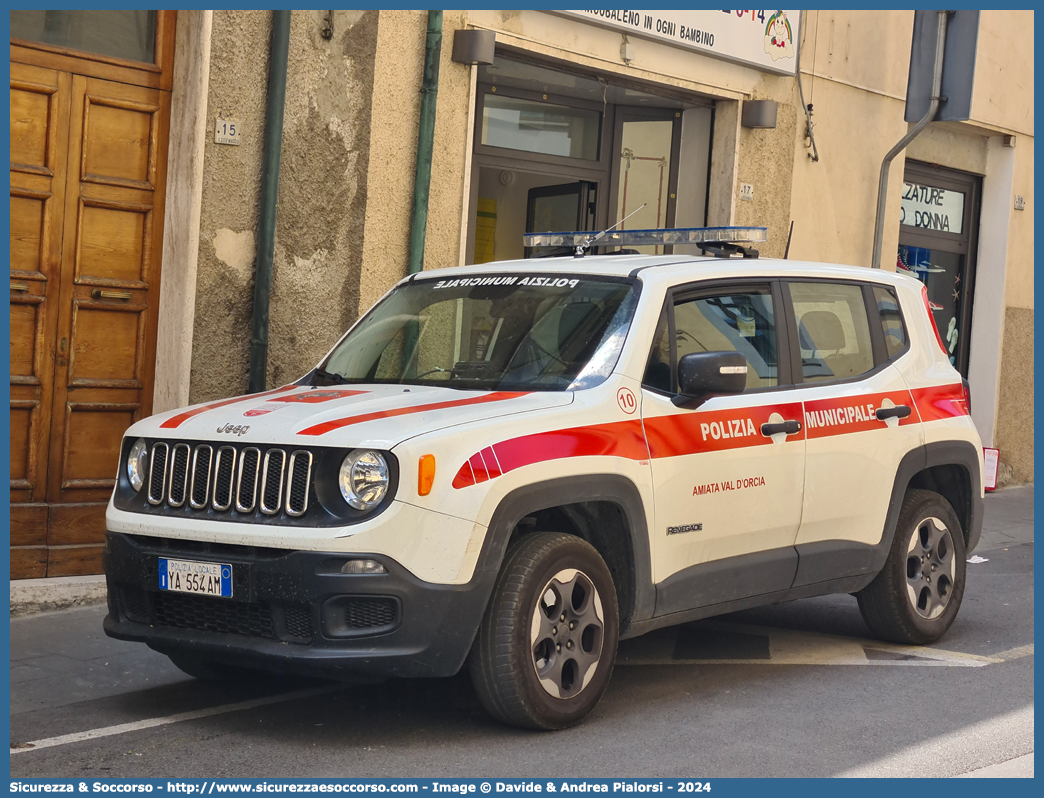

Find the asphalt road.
[{"left": 9, "top": 487, "right": 1033, "bottom": 778}]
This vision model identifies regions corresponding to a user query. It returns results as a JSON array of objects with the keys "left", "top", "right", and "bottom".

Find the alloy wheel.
[
  {"left": 905, "top": 516, "right": 957, "bottom": 620},
  {"left": 529, "top": 568, "right": 605, "bottom": 698}
]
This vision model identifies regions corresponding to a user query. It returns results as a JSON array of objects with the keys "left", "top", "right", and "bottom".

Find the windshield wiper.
[{"left": 312, "top": 367, "right": 350, "bottom": 385}]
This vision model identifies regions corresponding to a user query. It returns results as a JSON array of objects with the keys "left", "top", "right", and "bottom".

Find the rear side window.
[
  {"left": 873, "top": 285, "right": 907, "bottom": 359},
  {"left": 789, "top": 282, "right": 875, "bottom": 383}
]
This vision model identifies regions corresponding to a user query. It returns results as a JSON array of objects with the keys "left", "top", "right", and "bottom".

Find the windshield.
[{"left": 317, "top": 273, "right": 639, "bottom": 391}]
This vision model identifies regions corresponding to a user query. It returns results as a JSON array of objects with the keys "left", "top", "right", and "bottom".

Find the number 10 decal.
[{"left": 617, "top": 387, "right": 637, "bottom": 414}]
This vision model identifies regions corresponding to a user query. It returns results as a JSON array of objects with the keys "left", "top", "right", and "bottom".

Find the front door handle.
[
  {"left": 761, "top": 420, "right": 801, "bottom": 436},
  {"left": 876, "top": 405, "right": 912, "bottom": 421}
]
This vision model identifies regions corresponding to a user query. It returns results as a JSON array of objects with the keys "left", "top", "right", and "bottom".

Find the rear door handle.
[
  {"left": 875, "top": 405, "right": 912, "bottom": 421},
  {"left": 761, "top": 420, "right": 801, "bottom": 436}
]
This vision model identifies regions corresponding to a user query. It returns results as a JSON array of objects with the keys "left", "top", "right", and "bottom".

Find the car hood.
[{"left": 131, "top": 384, "right": 574, "bottom": 450}]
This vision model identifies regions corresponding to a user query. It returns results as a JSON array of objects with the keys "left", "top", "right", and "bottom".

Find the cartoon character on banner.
[
  {"left": 946, "top": 318, "right": 958, "bottom": 366},
  {"left": 764, "top": 11, "right": 794, "bottom": 60}
]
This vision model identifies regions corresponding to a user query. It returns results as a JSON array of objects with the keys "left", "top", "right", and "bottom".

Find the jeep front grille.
[
  {"left": 167, "top": 443, "right": 191, "bottom": 507},
  {"left": 147, "top": 442, "right": 169, "bottom": 505},
  {"left": 235, "top": 447, "right": 261, "bottom": 513},
  {"left": 141, "top": 441, "right": 316, "bottom": 521},
  {"left": 260, "top": 449, "right": 286, "bottom": 515},
  {"left": 212, "top": 445, "right": 236, "bottom": 511},
  {"left": 286, "top": 450, "right": 312, "bottom": 517},
  {"left": 189, "top": 445, "right": 213, "bottom": 509}
]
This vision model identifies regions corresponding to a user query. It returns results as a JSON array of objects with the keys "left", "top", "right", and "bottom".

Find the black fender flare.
[
  {"left": 873, "top": 440, "right": 984, "bottom": 572},
  {"left": 474, "top": 474, "right": 655, "bottom": 627}
]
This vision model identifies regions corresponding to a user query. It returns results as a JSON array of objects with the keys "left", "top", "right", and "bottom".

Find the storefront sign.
[
  {"left": 900, "top": 182, "right": 965, "bottom": 234},
  {"left": 556, "top": 10, "right": 801, "bottom": 76}
]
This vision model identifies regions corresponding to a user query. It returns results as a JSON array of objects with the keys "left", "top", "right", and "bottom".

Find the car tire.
[
  {"left": 468, "top": 532, "right": 619, "bottom": 730},
  {"left": 857, "top": 488, "right": 967, "bottom": 645}
]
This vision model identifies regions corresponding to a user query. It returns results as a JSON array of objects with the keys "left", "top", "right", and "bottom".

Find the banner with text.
[
  {"left": 900, "top": 182, "right": 965, "bottom": 234},
  {"left": 557, "top": 10, "right": 802, "bottom": 76}
]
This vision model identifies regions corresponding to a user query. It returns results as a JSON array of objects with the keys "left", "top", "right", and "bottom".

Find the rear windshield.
[{"left": 317, "top": 274, "right": 640, "bottom": 391}]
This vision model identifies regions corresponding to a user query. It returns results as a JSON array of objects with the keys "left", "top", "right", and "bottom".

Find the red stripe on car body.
[
  {"left": 912, "top": 383, "right": 969, "bottom": 422},
  {"left": 803, "top": 391, "right": 918, "bottom": 440},
  {"left": 469, "top": 452, "right": 490, "bottom": 483},
  {"left": 450, "top": 385, "right": 969, "bottom": 489},
  {"left": 452, "top": 461, "right": 476, "bottom": 490},
  {"left": 644, "top": 402, "right": 804, "bottom": 458},
  {"left": 452, "top": 419, "right": 648, "bottom": 489},
  {"left": 481, "top": 447, "right": 502, "bottom": 478},
  {"left": 160, "top": 385, "right": 299, "bottom": 429},
  {"left": 299, "top": 391, "right": 529, "bottom": 436}
]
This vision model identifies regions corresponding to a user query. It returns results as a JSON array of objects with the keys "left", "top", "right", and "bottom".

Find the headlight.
[
  {"left": 127, "top": 438, "right": 148, "bottom": 492},
  {"left": 338, "top": 450, "right": 389, "bottom": 510}
]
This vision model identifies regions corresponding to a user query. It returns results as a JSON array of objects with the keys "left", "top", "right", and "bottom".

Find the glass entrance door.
[
  {"left": 897, "top": 162, "right": 981, "bottom": 375},
  {"left": 610, "top": 109, "right": 682, "bottom": 254},
  {"left": 525, "top": 181, "right": 597, "bottom": 257}
]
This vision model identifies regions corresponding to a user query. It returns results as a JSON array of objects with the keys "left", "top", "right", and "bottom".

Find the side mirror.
[{"left": 674, "top": 351, "right": 747, "bottom": 406}]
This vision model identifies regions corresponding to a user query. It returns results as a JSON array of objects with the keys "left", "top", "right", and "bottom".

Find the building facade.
[{"left": 8, "top": 9, "right": 1034, "bottom": 577}]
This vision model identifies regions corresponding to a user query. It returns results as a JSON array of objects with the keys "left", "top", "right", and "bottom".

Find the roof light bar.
[{"left": 523, "top": 226, "right": 767, "bottom": 249}]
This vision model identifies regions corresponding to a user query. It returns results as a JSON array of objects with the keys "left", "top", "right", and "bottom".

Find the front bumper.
[{"left": 102, "top": 531, "right": 496, "bottom": 679}]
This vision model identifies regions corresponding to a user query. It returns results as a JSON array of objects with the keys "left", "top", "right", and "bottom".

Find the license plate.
[{"left": 158, "top": 558, "right": 233, "bottom": 598}]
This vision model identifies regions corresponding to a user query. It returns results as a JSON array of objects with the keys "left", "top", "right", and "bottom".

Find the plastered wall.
[
  {"left": 189, "top": 10, "right": 271, "bottom": 404},
  {"left": 190, "top": 10, "right": 384, "bottom": 402}
]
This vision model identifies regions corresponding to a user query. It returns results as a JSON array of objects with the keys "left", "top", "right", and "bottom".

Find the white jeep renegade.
[{"left": 104, "top": 234, "right": 984, "bottom": 729}]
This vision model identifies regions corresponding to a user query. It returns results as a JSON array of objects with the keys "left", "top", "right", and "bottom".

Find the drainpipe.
[
  {"left": 795, "top": 13, "right": 819, "bottom": 163},
  {"left": 870, "top": 10, "right": 948, "bottom": 269},
  {"left": 248, "top": 10, "right": 292, "bottom": 392},
  {"left": 406, "top": 11, "right": 443, "bottom": 275}
]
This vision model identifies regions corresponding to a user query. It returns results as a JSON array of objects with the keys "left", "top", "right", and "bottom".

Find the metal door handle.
[
  {"left": 10, "top": 282, "right": 28, "bottom": 292},
  {"left": 875, "top": 405, "right": 912, "bottom": 421},
  {"left": 761, "top": 420, "right": 801, "bottom": 436},
  {"left": 91, "top": 289, "right": 132, "bottom": 301}
]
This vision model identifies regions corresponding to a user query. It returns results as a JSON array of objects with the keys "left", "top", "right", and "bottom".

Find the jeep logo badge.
[{"left": 216, "top": 423, "right": 251, "bottom": 436}]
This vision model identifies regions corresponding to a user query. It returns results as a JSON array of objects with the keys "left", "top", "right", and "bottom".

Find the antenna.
[{"left": 574, "top": 203, "right": 647, "bottom": 258}]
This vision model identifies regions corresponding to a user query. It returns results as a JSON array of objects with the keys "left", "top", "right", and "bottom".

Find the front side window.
[
  {"left": 789, "top": 282, "right": 875, "bottom": 383},
  {"left": 319, "top": 275, "right": 639, "bottom": 392},
  {"left": 644, "top": 287, "right": 778, "bottom": 393}
]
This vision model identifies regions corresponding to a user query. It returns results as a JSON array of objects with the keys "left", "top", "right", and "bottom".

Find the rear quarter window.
[{"left": 873, "top": 285, "right": 908, "bottom": 359}]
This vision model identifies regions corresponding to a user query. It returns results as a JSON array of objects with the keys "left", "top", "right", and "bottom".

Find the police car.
[{"left": 103, "top": 227, "right": 984, "bottom": 730}]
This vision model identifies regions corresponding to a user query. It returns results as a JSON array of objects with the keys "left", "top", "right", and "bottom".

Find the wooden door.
[
  {"left": 10, "top": 62, "right": 71, "bottom": 577},
  {"left": 10, "top": 18, "right": 173, "bottom": 578},
  {"left": 45, "top": 76, "right": 170, "bottom": 575}
]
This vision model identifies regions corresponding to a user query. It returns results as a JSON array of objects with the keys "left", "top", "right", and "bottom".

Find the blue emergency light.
[
  {"left": 523, "top": 226, "right": 767, "bottom": 259},
  {"left": 523, "top": 226, "right": 767, "bottom": 249}
]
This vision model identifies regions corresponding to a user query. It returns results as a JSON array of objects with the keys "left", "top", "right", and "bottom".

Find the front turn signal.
[{"left": 418, "top": 454, "right": 436, "bottom": 496}]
